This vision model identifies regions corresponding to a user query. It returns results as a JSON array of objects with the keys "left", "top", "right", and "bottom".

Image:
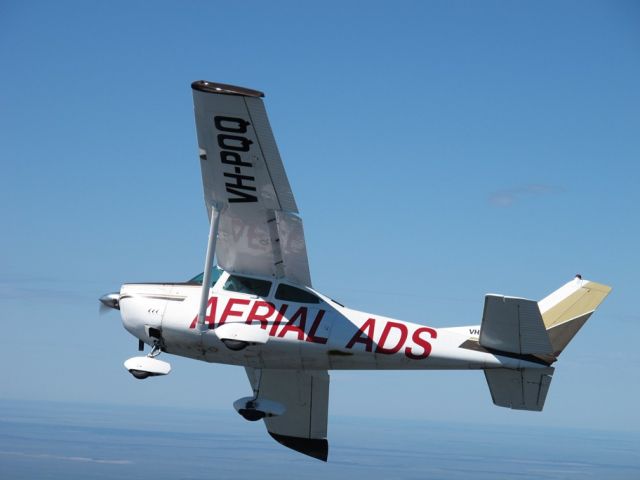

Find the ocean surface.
[{"left": 0, "top": 399, "right": 638, "bottom": 479}]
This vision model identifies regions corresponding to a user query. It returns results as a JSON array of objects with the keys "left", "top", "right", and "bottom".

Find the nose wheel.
[
  {"left": 124, "top": 341, "right": 171, "bottom": 379},
  {"left": 129, "top": 369, "right": 152, "bottom": 380}
]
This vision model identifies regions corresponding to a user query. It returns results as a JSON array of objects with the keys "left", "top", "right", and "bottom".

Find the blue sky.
[{"left": 1, "top": 0, "right": 639, "bottom": 434}]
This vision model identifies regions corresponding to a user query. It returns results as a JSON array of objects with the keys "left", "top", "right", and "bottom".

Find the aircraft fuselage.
[{"left": 119, "top": 272, "right": 548, "bottom": 373}]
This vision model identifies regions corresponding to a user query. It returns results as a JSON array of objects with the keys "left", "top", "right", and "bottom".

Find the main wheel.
[{"left": 222, "top": 339, "right": 249, "bottom": 351}]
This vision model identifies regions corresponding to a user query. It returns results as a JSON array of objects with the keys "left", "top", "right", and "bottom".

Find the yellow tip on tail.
[{"left": 538, "top": 278, "right": 612, "bottom": 355}]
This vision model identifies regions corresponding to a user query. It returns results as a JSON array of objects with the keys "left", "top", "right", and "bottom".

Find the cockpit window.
[
  {"left": 187, "top": 266, "right": 223, "bottom": 287},
  {"left": 275, "top": 284, "right": 320, "bottom": 304},
  {"left": 223, "top": 274, "right": 272, "bottom": 297}
]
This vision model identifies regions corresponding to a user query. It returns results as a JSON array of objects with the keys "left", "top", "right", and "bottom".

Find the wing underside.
[
  {"left": 245, "top": 367, "right": 330, "bottom": 461},
  {"left": 192, "top": 81, "right": 311, "bottom": 286}
]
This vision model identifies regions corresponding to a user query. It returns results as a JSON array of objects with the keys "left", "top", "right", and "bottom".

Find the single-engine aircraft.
[{"left": 100, "top": 80, "right": 611, "bottom": 461}]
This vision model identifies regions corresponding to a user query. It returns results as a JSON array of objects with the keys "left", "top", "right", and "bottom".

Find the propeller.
[{"left": 99, "top": 292, "right": 120, "bottom": 315}]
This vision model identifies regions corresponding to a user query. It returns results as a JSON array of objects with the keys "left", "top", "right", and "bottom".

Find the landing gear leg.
[{"left": 148, "top": 343, "right": 162, "bottom": 358}]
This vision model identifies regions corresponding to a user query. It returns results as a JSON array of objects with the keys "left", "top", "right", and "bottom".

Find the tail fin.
[
  {"left": 482, "top": 276, "right": 611, "bottom": 412},
  {"left": 538, "top": 277, "right": 612, "bottom": 356}
]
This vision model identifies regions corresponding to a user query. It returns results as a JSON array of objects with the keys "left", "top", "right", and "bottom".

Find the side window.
[
  {"left": 223, "top": 275, "right": 272, "bottom": 297},
  {"left": 275, "top": 284, "right": 320, "bottom": 304},
  {"left": 187, "top": 267, "right": 223, "bottom": 287}
]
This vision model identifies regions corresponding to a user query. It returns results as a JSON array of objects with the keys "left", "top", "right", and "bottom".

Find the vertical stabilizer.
[
  {"left": 538, "top": 277, "right": 612, "bottom": 356},
  {"left": 482, "top": 277, "right": 611, "bottom": 412}
]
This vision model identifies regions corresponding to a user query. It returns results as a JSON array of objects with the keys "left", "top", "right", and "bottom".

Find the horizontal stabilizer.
[
  {"left": 485, "top": 367, "right": 554, "bottom": 411},
  {"left": 479, "top": 295, "right": 553, "bottom": 355}
]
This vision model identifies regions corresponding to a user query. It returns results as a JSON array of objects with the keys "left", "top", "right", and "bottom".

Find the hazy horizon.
[{"left": 2, "top": 399, "right": 638, "bottom": 479}]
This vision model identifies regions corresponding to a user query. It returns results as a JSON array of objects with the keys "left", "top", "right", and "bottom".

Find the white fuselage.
[{"left": 119, "top": 271, "right": 547, "bottom": 372}]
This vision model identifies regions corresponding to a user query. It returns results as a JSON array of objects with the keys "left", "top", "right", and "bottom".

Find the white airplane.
[{"left": 101, "top": 80, "right": 611, "bottom": 461}]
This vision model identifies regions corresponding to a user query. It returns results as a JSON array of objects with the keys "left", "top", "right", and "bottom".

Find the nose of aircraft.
[{"left": 99, "top": 292, "right": 121, "bottom": 311}]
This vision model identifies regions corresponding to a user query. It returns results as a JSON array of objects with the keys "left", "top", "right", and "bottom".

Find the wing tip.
[
  {"left": 268, "top": 432, "right": 328, "bottom": 462},
  {"left": 191, "top": 80, "right": 264, "bottom": 98}
]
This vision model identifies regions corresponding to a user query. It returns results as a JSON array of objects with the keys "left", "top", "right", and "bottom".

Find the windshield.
[{"left": 187, "top": 266, "right": 224, "bottom": 286}]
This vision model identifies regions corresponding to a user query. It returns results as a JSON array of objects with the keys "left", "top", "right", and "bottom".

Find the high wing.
[
  {"left": 191, "top": 81, "right": 311, "bottom": 286},
  {"left": 245, "top": 368, "right": 330, "bottom": 461}
]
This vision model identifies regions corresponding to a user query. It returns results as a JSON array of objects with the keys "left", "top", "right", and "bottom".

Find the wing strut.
[{"left": 197, "top": 204, "right": 222, "bottom": 329}]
